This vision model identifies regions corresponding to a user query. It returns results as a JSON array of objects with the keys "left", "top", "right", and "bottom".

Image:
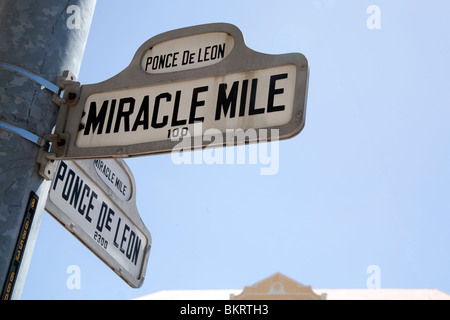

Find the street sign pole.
[{"left": 0, "top": 0, "right": 96, "bottom": 299}]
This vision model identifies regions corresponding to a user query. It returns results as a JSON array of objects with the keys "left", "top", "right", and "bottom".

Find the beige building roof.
[{"left": 135, "top": 272, "right": 450, "bottom": 300}]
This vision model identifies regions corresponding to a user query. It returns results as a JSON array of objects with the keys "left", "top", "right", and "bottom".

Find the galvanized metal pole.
[{"left": 0, "top": 0, "right": 96, "bottom": 299}]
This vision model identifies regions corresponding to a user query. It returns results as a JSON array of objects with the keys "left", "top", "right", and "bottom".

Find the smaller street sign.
[{"left": 45, "top": 159, "right": 151, "bottom": 288}]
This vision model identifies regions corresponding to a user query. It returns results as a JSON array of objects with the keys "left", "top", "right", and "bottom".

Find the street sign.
[
  {"left": 45, "top": 159, "right": 151, "bottom": 288},
  {"left": 52, "top": 23, "right": 309, "bottom": 159}
]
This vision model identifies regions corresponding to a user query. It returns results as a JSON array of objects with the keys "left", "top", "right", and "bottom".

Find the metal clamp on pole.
[
  {"left": 0, "top": 62, "right": 64, "bottom": 150},
  {"left": 0, "top": 120, "right": 46, "bottom": 147},
  {"left": 0, "top": 61, "right": 61, "bottom": 95},
  {"left": 29, "top": 70, "right": 81, "bottom": 181},
  {"left": 0, "top": 65, "right": 77, "bottom": 180}
]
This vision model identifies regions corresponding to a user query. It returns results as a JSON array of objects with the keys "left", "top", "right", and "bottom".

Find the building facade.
[{"left": 135, "top": 272, "right": 450, "bottom": 300}]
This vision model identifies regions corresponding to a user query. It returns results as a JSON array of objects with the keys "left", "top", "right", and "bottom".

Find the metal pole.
[{"left": 0, "top": 0, "right": 96, "bottom": 299}]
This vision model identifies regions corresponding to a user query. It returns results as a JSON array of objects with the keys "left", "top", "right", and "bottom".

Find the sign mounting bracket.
[{"left": 36, "top": 70, "right": 80, "bottom": 180}]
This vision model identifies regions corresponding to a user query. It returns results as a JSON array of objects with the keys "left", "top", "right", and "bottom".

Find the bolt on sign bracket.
[{"left": 34, "top": 70, "right": 80, "bottom": 180}]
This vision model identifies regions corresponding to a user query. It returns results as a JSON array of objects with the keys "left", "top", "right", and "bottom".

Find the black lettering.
[
  {"left": 145, "top": 53, "right": 179, "bottom": 70},
  {"left": 217, "top": 43, "right": 225, "bottom": 59},
  {"left": 96, "top": 202, "right": 108, "bottom": 232},
  {"left": 182, "top": 51, "right": 196, "bottom": 65},
  {"left": 114, "top": 179, "right": 126, "bottom": 195},
  {"left": 102, "top": 166, "right": 109, "bottom": 180},
  {"left": 132, "top": 236, "right": 141, "bottom": 265},
  {"left": 267, "top": 73, "right": 287, "bottom": 113},
  {"left": 145, "top": 57, "right": 152, "bottom": 71},
  {"left": 204, "top": 46, "right": 211, "bottom": 61},
  {"left": 210, "top": 45, "right": 218, "bottom": 59},
  {"left": 158, "top": 55, "right": 165, "bottom": 69},
  {"left": 152, "top": 93, "right": 170, "bottom": 128},
  {"left": 173, "top": 52, "right": 179, "bottom": 67},
  {"left": 120, "top": 224, "right": 130, "bottom": 254},
  {"left": 182, "top": 50, "right": 190, "bottom": 65},
  {"left": 248, "top": 78, "right": 264, "bottom": 115},
  {"left": 62, "top": 169, "right": 76, "bottom": 201},
  {"left": 84, "top": 100, "right": 108, "bottom": 135},
  {"left": 171, "top": 90, "right": 186, "bottom": 126},
  {"left": 105, "top": 99, "right": 116, "bottom": 133},
  {"left": 114, "top": 97, "right": 135, "bottom": 133},
  {"left": 126, "top": 230, "right": 135, "bottom": 259},
  {"left": 239, "top": 79, "right": 248, "bottom": 117},
  {"left": 189, "top": 86, "right": 208, "bottom": 124},
  {"left": 53, "top": 161, "right": 67, "bottom": 190},
  {"left": 115, "top": 178, "right": 121, "bottom": 190},
  {"left": 132, "top": 95, "right": 149, "bottom": 131},
  {"left": 86, "top": 190, "right": 97, "bottom": 223},
  {"left": 105, "top": 208, "right": 114, "bottom": 232},
  {"left": 69, "top": 176, "right": 83, "bottom": 208},
  {"left": 93, "top": 159, "right": 101, "bottom": 171},
  {"left": 165, "top": 53, "right": 172, "bottom": 68},
  {"left": 113, "top": 217, "right": 122, "bottom": 248},
  {"left": 215, "top": 81, "right": 238, "bottom": 120},
  {"left": 198, "top": 48, "right": 203, "bottom": 62},
  {"left": 78, "top": 184, "right": 90, "bottom": 217},
  {"left": 152, "top": 56, "right": 159, "bottom": 70}
]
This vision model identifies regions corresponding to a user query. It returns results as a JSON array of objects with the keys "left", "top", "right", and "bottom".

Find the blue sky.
[{"left": 22, "top": 0, "right": 450, "bottom": 299}]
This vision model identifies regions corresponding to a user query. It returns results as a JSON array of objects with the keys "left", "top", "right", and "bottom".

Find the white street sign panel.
[
  {"left": 52, "top": 23, "right": 308, "bottom": 159},
  {"left": 45, "top": 159, "right": 151, "bottom": 288},
  {"left": 77, "top": 65, "right": 296, "bottom": 148}
]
